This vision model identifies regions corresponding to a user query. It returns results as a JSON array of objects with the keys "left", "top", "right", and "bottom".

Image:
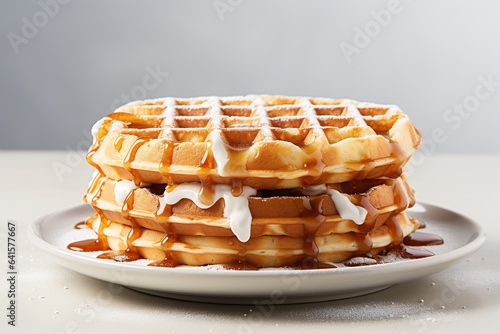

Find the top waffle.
[{"left": 88, "top": 95, "right": 421, "bottom": 188}]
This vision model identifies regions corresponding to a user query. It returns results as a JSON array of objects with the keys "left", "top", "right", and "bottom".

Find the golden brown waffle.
[
  {"left": 88, "top": 95, "right": 421, "bottom": 188},
  {"left": 81, "top": 173, "right": 418, "bottom": 267},
  {"left": 85, "top": 174, "right": 415, "bottom": 237},
  {"left": 86, "top": 211, "right": 419, "bottom": 267}
]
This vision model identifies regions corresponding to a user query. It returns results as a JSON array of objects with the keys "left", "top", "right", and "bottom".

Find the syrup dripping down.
[
  {"left": 120, "top": 189, "right": 142, "bottom": 256},
  {"left": 386, "top": 216, "right": 404, "bottom": 248},
  {"left": 123, "top": 138, "right": 150, "bottom": 185},
  {"left": 67, "top": 215, "right": 110, "bottom": 252},
  {"left": 297, "top": 141, "right": 326, "bottom": 188},
  {"left": 296, "top": 196, "right": 323, "bottom": 269},
  {"left": 231, "top": 178, "right": 244, "bottom": 197},
  {"left": 197, "top": 141, "right": 217, "bottom": 206},
  {"left": 86, "top": 150, "right": 105, "bottom": 177},
  {"left": 67, "top": 238, "right": 108, "bottom": 252},
  {"left": 86, "top": 118, "right": 115, "bottom": 177},
  {"left": 68, "top": 176, "right": 111, "bottom": 252},
  {"left": 148, "top": 231, "right": 179, "bottom": 268},
  {"left": 159, "top": 142, "right": 175, "bottom": 186}
]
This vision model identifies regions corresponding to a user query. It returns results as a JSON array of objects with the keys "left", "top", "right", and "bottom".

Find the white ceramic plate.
[{"left": 28, "top": 203, "right": 485, "bottom": 304}]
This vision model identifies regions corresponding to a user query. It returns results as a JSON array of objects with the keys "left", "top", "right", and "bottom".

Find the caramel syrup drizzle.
[
  {"left": 296, "top": 197, "right": 325, "bottom": 269},
  {"left": 68, "top": 175, "right": 110, "bottom": 252},
  {"left": 123, "top": 138, "right": 150, "bottom": 185},
  {"left": 159, "top": 142, "right": 175, "bottom": 187},
  {"left": 153, "top": 141, "right": 181, "bottom": 266},
  {"left": 385, "top": 216, "right": 404, "bottom": 249},
  {"left": 86, "top": 112, "right": 145, "bottom": 174},
  {"left": 96, "top": 189, "right": 142, "bottom": 262},
  {"left": 86, "top": 120, "right": 109, "bottom": 176},
  {"left": 196, "top": 138, "right": 218, "bottom": 206},
  {"left": 301, "top": 141, "right": 327, "bottom": 188},
  {"left": 113, "top": 135, "right": 125, "bottom": 152},
  {"left": 121, "top": 190, "right": 142, "bottom": 253},
  {"left": 150, "top": 204, "right": 178, "bottom": 267}
]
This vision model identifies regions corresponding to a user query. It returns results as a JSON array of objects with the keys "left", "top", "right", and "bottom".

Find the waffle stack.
[{"left": 82, "top": 95, "right": 422, "bottom": 268}]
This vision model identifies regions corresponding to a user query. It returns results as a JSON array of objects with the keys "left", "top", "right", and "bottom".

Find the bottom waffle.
[{"left": 79, "top": 211, "right": 420, "bottom": 268}]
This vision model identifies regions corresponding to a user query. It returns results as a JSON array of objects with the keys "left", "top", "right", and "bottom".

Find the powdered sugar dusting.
[
  {"left": 343, "top": 256, "right": 378, "bottom": 266},
  {"left": 251, "top": 97, "right": 272, "bottom": 139}
]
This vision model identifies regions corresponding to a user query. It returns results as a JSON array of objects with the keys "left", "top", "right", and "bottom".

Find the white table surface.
[{"left": 1, "top": 151, "right": 499, "bottom": 334}]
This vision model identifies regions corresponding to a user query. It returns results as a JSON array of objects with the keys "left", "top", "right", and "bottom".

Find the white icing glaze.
[
  {"left": 327, "top": 189, "right": 367, "bottom": 226},
  {"left": 209, "top": 130, "right": 229, "bottom": 176},
  {"left": 302, "top": 198, "right": 312, "bottom": 211},
  {"left": 91, "top": 118, "right": 123, "bottom": 144},
  {"left": 114, "top": 180, "right": 138, "bottom": 205},
  {"left": 90, "top": 118, "right": 104, "bottom": 144},
  {"left": 300, "top": 184, "right": 327, "bottom": 196},
  {"left": 157, "top": 183, "right": 257, "bottom": 242},
  {"left": 110, "top": 120, "right": 124, "bottom": 131},
  {"left": 224, "top": 186, "right": 258, "bottom": 242},
  {"left": 300, "top": 184, "right": 367, "bottom": 225},
  {"left": 206, "top": 98, "right": 230, "bottom": 177}
]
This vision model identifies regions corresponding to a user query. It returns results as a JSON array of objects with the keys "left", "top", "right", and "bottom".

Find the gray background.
[{"left": 1, "top": 0, "right": 499, "bottom": 152}]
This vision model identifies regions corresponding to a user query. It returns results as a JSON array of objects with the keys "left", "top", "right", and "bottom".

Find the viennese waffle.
[
  {"left": 76, "top": 95, "right": 423, "bottom": 268},
  {"left": 88, "top": 95, "right": 421, "bottom": 188}
]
